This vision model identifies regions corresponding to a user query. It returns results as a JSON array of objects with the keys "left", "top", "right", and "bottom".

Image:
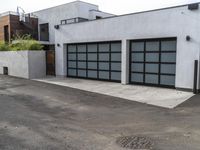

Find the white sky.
[{"left": 0, "top": 0, "right": 200, "bottom": 15}]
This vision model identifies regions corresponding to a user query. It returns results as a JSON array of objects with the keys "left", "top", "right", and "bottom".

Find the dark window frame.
[
  {"left": 67, "top": 41, "right": 122, "bottom": 82},
  {"left": 39, "top": 23, "right": 49, "bottom": 41},
  {"left": 129, "top": 37, "right": 177, "bottom": 88}
]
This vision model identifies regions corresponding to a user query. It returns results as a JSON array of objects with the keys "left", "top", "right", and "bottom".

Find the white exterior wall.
[
  {"left": 32, "top": 1, "right": 99, "bottom": 44},
  {"left": 55, "top": 5, "right": 200, "bottom": 90},
  {"left": 0, "top": 51, "right": 46, "bottom": 79}
]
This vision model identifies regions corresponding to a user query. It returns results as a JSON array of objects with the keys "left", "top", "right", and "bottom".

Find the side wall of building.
[
  {"left": 0, "top": 15, "right": 10, "bottom": 41},
  {"left": 55, "top": 5, "right": 200, "bottom": 90}
]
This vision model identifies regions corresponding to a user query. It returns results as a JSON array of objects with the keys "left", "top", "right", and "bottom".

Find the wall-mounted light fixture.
[
  {"left": 186, "top": 35, "right": 191, "bottom": 41},
  {"left": 57, "top": 43, "right": 60, "bottom": 47},
  {"left": 54, "top": 25, "right": 60, "bottom": 30}
]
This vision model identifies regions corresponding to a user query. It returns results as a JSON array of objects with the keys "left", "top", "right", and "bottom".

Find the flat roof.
[{"left": 60, "top": 2, "right": 200, "bottom": 26}]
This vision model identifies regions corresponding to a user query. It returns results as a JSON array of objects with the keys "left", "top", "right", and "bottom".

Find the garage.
[
  {"left": 130, "top": 38, "right": 177, "bottom": 87},
  {"left": 67, "top": 41, "right": 121, "bottom": 82}
]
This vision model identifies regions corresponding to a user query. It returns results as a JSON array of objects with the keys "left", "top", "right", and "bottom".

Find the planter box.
[{"left": 0, "top": 51, "right": 46, "bottom": 79}]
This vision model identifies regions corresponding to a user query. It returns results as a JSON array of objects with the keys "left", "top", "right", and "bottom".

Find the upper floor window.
[{"left": 40, "top": 23, "right": 49, "bottom": 41}]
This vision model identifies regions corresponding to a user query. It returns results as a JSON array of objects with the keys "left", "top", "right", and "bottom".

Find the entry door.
[
  {"left": 130, "top": 38, "right": 176, "bottom": 87},
  {"left": 46, "top": 50, "right": 55, "bottom": 75},
  {"left": 67, "top": 41, "right": 121, "bottom": 82}
]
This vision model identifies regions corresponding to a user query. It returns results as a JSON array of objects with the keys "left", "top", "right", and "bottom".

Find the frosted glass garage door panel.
[
  {"left": 111, "top": 72, "right": 121, "bottom": 81},
  {"left": 77, "top": 45, "right": 86, "bottom": 52},
  {"left": 99, "top": 71, "right": 109, "bottom": 79},
  {"left": 161, "top": 64, "right": 176, "bottom": 74},
  {"left": 88, "top": 44, "right": 97, "bottom": 52},
  {"left": 78, "top": 62, "right": 86, "bottom": 69},
  {"left": 145, "top": 74, "right": 159, "bottom": 84},
  {"left": 99, "top": 62, "right": 109, "bottom": 70},
  {"left": 111, "top": 43, "right": 121, "bottom": 52},
  {"left": 161, "top": 53, "right": 176, "bottom": 63},
  {"left": 99, "top": 44, "right": 109, "bottom": 52},
  {"left": 131, "top": 73, "right": 143, "bottom": 82},
  {"left": 146, "top": 53, "right": 159, "bottom": 62},
  {"left": 131, "top": 63, "right": 143, "bottom": 72},
  {"left": 68, "top": 69, "right": 76, "bottom": 76},
  {"left": 146, "top": 41, "right": 159, "bottom": 51},
  {"left": 68, "top": 54, "right": 76, "bottom": 60},
  {"left": 68, "top": 45, "right": 76, "bottom": 52},
  {"left": 88, "top": 62, "right": 97, "bottom": 69},
  {"left": 145, "top": 64, "right": 159, "bottom": 73},
  {"left": 68, "top": 61, "right": 76, "bottom": 68},
  {"left": 88, "top": 70, "right": 97, "bottom": 78},
  {"left": 160, "top": 75, "right": 175, "bottom": 86},
  {"left": 111, "top": 53, "right": 121, "bottom": 61},
  {"left": 161, "top": 41, "right": 176, "bottom": 51},
  {"left": 111, "top": 63, "right": 121, "bottom": 71},
  {"left": 78, "top": 70, "right": 86, "bottom": 77},
  {"left": 88, "top": 53, "right": 97, "bottom": 61},
  {"left": 99, "top": 53, "right": 109, "bottom": 61},
  {"left": 132, "top": 53, "right": 144, "bottom": 62},
  {"left": 131, "top": 42, "right": 144, "bottom": 51},
  {"left": 77, "top": 53, "right": 86, "bottom": 61}
]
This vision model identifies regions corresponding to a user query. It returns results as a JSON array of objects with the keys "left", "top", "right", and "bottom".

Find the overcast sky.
[{"left": 0, "top": 0, "right": 200, "bottom": 15}]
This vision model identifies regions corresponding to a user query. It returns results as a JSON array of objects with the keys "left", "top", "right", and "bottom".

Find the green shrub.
[
  {"left": 10, "top": 35, "right": 43, "bottom": 51},
  {"left": 0, "top": 41, "right": 9, "bottom": 51}
]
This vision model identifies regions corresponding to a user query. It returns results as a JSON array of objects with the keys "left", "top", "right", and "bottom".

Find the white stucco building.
[{"left": 50, "top": 2, "right": 200, "bottom": 92}]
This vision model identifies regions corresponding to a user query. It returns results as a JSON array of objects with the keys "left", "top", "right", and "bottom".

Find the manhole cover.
[{"left": 116, "top": 136, "right": 154, "bottom": 150}]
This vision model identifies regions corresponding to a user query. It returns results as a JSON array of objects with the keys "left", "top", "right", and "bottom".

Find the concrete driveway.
[
  {"left": 35, "top": 77, "right": 193, "bottom": 108},
  {"left": 0, "top": 75, "right": 200, "bottom": 150}
]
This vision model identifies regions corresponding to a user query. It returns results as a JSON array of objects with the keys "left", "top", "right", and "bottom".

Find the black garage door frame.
[
  {"left": 67, "top": 41, "right": 122, "bottom": 83},
  {"left": 129, "top": 37, "right": 177, "bottom": 88}
]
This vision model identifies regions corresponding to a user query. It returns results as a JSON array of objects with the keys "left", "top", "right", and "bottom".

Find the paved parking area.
[
  {"left": 35, "top": 77, "right": 193, "bottom": 108},
  {"left": 1, "top": 75, "right": 200, "bottom": 150}
]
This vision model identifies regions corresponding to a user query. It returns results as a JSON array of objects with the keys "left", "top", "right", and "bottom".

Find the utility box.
[{"left": 3, "top": 67, "right": 8, "bottom": 75}]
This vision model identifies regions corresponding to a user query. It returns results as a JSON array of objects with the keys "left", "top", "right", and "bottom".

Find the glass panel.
[
  {"left": 160, "top": 75, "right": 175, "bottom": 86},
  {"left": 68, "top": 54, "right": 76, "bottom": 60},
  {"left": 131, "top": 73, "right": 143, "bottom": 82},
  {"left": 68, "top": 45, "right": 76, "bottom": 52},
  {"left": 68, "top": 61, "right": 76, "bottom": 68},
  {"left": 88, "top": 53, "right": 97, "bottom": 61},
  {"left": 161, "top": 64, "right": 176, "bottom": 74},
  {"left": 68, "top": 69, "right": 76, "bottom": 76},
  {"left": 161, "top": 40, "right": 176, "bottom": 51},
  {"left": 77, "top": 44, "right": 86, "bottom": 52},
  {"left": 88, "top": 44, "right": 97, "bottom": 52},
  {"left": 131, "top": 42, "right": 144, "bottom": 52},
  {"left": 145, "top": 74, "right": 159, "bottom": 84},
  {"left": 161, "top": 53, "right": 176, "bottom": 63},
  {"left": 88, "top": 70, "right": 97, "bottom": 78},
  {"left": 146, "top": 53, "right": 159, "bottom": 62},
  {"left": 145, "top": 64, "right": 159, "bottom": 73},
  {"left": 99, "top": 53, "right": 109, "bottom": 61},
  {"left": 131, "top": 63, "right": 143, "bottom": 72},
  {"left": 77, "top": 53, "right": 86, "bottom": 60},
  {"left": 78, "top": 70, "right": 86, "bottom": 77},
  {"left": 111, "top": 72, "right": 121, "bottom": 81},
  {"left": 88, "top": 62, "right": 97, "bottom": 69},
  {"left": 78, "top": 62, "right": 86, "bottom": 69},
  {"left": 111, "top": 53, "right": 121, "bottom": 61},
  {"left": 99, "top": 43, "right": 109, "bottom": 52},
  {"left": 99, "top": 71, "right": 109, "bottom": 79},
  {"left": 111, "top": 43, "right": 121, "bottom": 52},
  {"left": 146, "top": 41, "right": 159, "bottom": 51},
  {"left": 132, "top": 53, "right": 144, "bottom": 62},
  {"left": 99, "top": 62, "right": 109, "bottom": 70},
  {"left": 111, "top": 63, "right": 121, "bottom": 71}
]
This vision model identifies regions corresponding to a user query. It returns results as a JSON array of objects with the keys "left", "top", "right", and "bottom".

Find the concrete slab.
[{"left": 34, "top": 77, "right": 194, "bottom": 109}]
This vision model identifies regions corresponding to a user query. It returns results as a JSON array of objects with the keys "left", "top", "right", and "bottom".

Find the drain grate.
[{"left": 116, "top": 136, "right": 154, "bottom": 149}]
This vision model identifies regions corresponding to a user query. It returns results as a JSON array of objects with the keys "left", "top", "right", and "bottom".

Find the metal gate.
[
  {"left": 130, "top": 38, "right": 177, "bottom": 87},
  {"left": 67, "top": 41, "right": 121, "bottom": 82}
]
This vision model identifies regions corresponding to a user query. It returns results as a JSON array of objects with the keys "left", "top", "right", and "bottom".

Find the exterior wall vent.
[{"left": 188, "top": 3, "right": 199, "bottom": 10}]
